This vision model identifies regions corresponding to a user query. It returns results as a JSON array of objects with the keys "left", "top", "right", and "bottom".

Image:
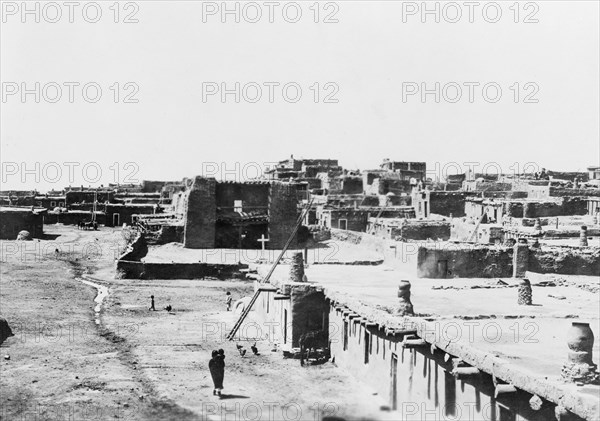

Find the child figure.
[
  {"left": 149, "top": 295, "right": 155, "bottom": 311},
  {"left": 226, "top": 292, "right": 232, "bottom": 311}
]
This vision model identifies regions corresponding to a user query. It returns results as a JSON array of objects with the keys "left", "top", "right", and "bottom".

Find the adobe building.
[
  {"left": 34, "top": 194, "right": 66, "bottom": 210},
  {"left": 380, "top": 159, "right": 427, "bottom": 180},
  {"left": 0, "top": 207, "right": 45, "bottom": 239},
  {"left": 179, "top": 176, "right": 299, "bottom": 249},
  {"left": 316, "top": 206, "right": 415, "bottom": 232},
  {"left": 264, "top": 157, "right": 340, "bottom": 181},
  {"left": 0, "top": 190, "right": 37, "bottom": 207},
  {"left": 65, "top": 189, "right": 114, "bottom": 210},
  {"left": 465, "top": 197, "right": 588, "bottom": 222}
]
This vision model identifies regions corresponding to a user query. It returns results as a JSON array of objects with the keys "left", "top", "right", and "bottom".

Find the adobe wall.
[
  {"left": 0, "top": 211, "right": 44, "bottom": 239},
  {"left": 268, "top": 182, "right": 298, "bottom": 249},
  {"left": 400, "top": 220, "right": 451, "bottom": 241},
  {"left": 115, "top": 261, "right": 247, "bottom": 280},
  {"left": 340, "top": 176, "right": 363, "bottom": 194},
  {"left": 156, "top": 225, "right": 184, "bottom": 244},
  {"left": 417, "top": 242, "right": 600, "bottom": 278},
  {"left": 65, "top": 191, "right": 114, "bottom": 206},
  {"left": 429, "top": 192, "right": 468, "bottom": 217},
  {"left": 183, "top": 177, "right": 216, "bottom": 248},
  {"left": 329, "top": 210, "right": 368, "bottom": 232},
  {"left": 528, "top": 247, "right": 600, "bottom": 276},
  {"left": 289, "top": 284, "right": 329, "bottom": 348},
  {"left": 254, "top": 281, "right": 329, "bottom": 351},
  {"left": 328, "top": 308, "right": 566, "bottom": 420},
  {"left": 483, "top": 191, "right": 528, "bottom": 199},
  {"left": 504, "top": 199, "right": 586, "bottom": 219},
  {"left": 549, "top": 188, "right": 600, "bottom": 197},
  {"left": 105, "top": 204, "right": 156, "bottom": 227},
  {"left": 254, "top": 287, "right": 292, "bottom": 350},
  {"left": 417, "top": 244, "right": 513, "bottom": 278},
  {"left": 117, "top": 232, "right": 148, "bottom": 262},
  {"left": 216, "top": 182, "right": 269, "bottom": 209}
]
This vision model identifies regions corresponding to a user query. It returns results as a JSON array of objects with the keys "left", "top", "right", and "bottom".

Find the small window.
[
  {"left": 50, "top": 201, "right": 56, "bottom": 207},
  {"left": 234, "top": 200, "right": 243, "bottom": 212},
  {"left": 339, "top": 219, "right": 348, "bottom": 230}
]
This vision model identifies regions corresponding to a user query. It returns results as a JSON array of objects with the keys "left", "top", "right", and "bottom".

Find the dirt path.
[{"left": 1, "top": 225, "right": 393, "bottom": 421}]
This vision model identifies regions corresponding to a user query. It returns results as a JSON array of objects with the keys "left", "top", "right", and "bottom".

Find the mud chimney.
[
  {"left": 561, "top": 322, "right": 599, "bottom": 385},
  {"left": 396, "top": 280, "right": 414, "bottom": 316},
  {"left": 517, "top": 279, "right": 532, "bottom": 305},
  {"left": 580, "top": 226, "right": 588, "bottom": 247},
  {"left": 289, "top": 251, "right": 305, "bottom": 282},
  {"left": 512, "top": 239, "right": 529, "bottom": 278}
]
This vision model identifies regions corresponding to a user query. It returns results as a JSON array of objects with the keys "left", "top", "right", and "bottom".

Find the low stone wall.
[
  {"left": 529, "top": 247, "right": 600, "bottom": 276},
  {"left": 116, "top": 260, "right": 248, "bottom": 280}
]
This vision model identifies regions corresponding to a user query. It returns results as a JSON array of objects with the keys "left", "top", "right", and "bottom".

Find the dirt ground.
[{"left": 0, "top": 225, "right": 392, "bottom": 421}]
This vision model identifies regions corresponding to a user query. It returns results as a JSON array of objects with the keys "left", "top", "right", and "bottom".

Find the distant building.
[
  {"left": 588, "top": 166, "right": 600, "bottom": 180},
  {"left": 380, "top": 159, "right": 426, "bottom": 181},
  {"left": 174, "top": 176, "right": 299, "bottom": 249}
]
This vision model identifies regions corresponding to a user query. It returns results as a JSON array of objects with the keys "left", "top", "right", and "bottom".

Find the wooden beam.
[{"left": 495, "top": 384, "right": 517, "bottom": 398}]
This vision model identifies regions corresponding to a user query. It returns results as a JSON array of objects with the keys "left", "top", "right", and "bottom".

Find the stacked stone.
[
  {"left": 289, "top": 251, "right": 305, "bottom": 282},
  {"left": 396, "top": 280, "right": 414, "bottom": 316},
  {"left": 580, "top": 226, "right": 588, "bottom": 247},
  {"left": 517, "top": 279, "right": 532, "bottom": 305}
]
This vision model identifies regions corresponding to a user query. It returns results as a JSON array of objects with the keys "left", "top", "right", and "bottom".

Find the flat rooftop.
[
  {"left": 142, "top": 240, "right": 382, "bottom": 265},
  {"left": 254, "top": 260, "right": 600, "bottom": 419}
]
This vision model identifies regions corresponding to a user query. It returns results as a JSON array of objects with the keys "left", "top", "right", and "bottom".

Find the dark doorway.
[{"left": 437, "top": 260, "right": 448, "bottom": 278}]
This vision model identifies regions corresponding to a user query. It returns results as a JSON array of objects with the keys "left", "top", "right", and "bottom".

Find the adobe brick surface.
[
  {"left": 183, "top": 177, "right": 216, "bottom": 248},
  {"left": 268, "top": 182, "right": 298, "bottom": 249}
]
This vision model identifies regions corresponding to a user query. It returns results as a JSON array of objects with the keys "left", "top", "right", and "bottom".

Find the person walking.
[{"left": 149, "top": 295, "right": 156, "bottom": 311}]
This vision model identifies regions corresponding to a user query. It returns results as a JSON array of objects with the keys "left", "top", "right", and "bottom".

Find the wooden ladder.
[
  {"left": 226, "top": 288, "right": 262, "bottom": 341},
  {"left": 468, "top": 213, "right": 486, "bottom": 242},
  {"left": 227, "top": 198, "right": 314, "bottom": 340}
]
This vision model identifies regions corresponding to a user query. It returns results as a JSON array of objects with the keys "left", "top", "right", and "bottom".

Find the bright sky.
[{"left": 1, "top": 0, "right": 598, "bottom": 191}]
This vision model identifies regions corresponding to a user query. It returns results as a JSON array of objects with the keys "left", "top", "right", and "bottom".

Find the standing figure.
[
  {"left": 226, "top": 292, "right": 232, "bottom": 311},
  {"left": 209, "top": 350, "right": 225, "bottom": 396},
  {"left": 149, "top": 295, "right": 156, "bottom": 311},
  {"left": 217, "top": 349, "right": 225, "bottom": 393}
]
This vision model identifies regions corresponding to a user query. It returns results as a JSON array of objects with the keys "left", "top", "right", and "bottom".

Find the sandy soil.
[{"left": 0, "top": 225, "right": 393, "bottom": 421}]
